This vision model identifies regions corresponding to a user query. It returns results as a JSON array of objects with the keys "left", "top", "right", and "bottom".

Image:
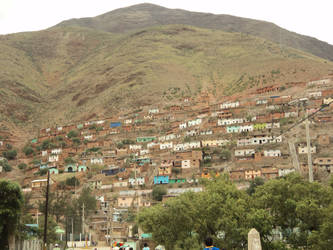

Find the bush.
[
  {"left": 2, "top": 149, "right": 17, "bottom": 160},
  {"left": 41, "top": 140, "right": 51, "bottom": 150},
  {"left": 65, "top": 157, "right": 76, "bottom": 164},
  {"left": 23, "top": 146, "right": 34, "bottom": 156},
  {"left": 67, "top": 130, "right": 79, "bottom": 139},
  {"left": 65, "top": 177, "right": 80, "bottom": 187},
  {"left": 0, "top": 159, "right": 12, "bottom": 172},
  {"left": 152, "top": 186, "right": 167, "bottom": 201},
  {"left": 18, "top": 163, "right": 27, "bottom": 170}
]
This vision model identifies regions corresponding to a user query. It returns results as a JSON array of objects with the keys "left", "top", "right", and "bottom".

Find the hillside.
[
  {"left": 56, "top": 3, "right": 333, "bottom": 62},
  {"left": 0, "top": 24, "right": 332, "bottom": 133}
]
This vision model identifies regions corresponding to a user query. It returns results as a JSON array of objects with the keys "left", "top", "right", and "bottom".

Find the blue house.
[
  {"left": 101, "top": 167, "right": 125, "bottom": 176},
  {"left": 64, "top": 164, "right": 77, "bottom": 173},
  {"left": 110, "top": 122, "right": 122, "bottom": 128},
  {"left": 154, "top": 176, "right": 169, "bottom": 185}
]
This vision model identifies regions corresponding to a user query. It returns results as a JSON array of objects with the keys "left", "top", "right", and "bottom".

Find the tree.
[
  {"left": 0, "top": 180, "right": 23, "bottom": 249},
  {"left": 0, "top": 159, "right": 12, "bottom": 172},
  {"left": 247, "top": 177, "right": 265, "bottom": 195},
  {"left": 67, "top": 130, "right": 78, "bottom": 139},
  {"left": 65, "top": 157, "right": 76, "bottom": 164},
  {"left": 138, "top": 176, "right": 266, "bottom": 250},
  {"left": 22, "top": 146, "right": 34, "bottom": 156},
  {"left": 65, "top": 177, "right": 80, "bottom": 187},
  {"left": 2, "top": 149, "right": 17, "bottom": 160},
  {"left": 152, "top": 186, "right": 167, "bottom": 201},
  {"left": 253, "top": 173, "right": 331, "bottom": 249},
  {"left": 18, "top": 163, "right": 27, "bottom": 170}
]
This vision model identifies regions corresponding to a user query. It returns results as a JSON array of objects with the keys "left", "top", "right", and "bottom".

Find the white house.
[
  {"left": 147, "top": 142, "right": 159, "bottom": 149},
  {"left": 129, "top": 145, "right": 142, "bottom": 150},
  {"left": 57, "top": 126, "right": 63, "bottom": 131},
  {"left": 256, "top": 99, "right": 268, "bottom": 105},
  {"left": 188, "top": 141, "right": 201, "bottom": 149},
  {"left": 51, "top": 148, "right": 62, "bottom": 155},
  {"left": 186, "top": 130, "right": 198, "bottom": 136},
  {"left": 278, "top": 168, "right": 295, "bottom": 177},
  {"left": 220, "top": 101, "right": 240, "bottom": 109},
  {"left": 200, "top": 130, "right": 213, "bottom": 135},
  {"left": 113, "top": 181, "right": 128, "bottom": 188},
  {"left": 285, "top": 111, "right": 298, "bottom": 118},
  {"left": 129, "top": 177, "right": 145, "bottom": 186},
  {"left": 240, "top": 125, "right": 254, "bottom": 133},
  {"left": 149, "top": 108, "right": 159, "bottom": 114},
  {"left": 42, "top": 150, "right": 48, "bottom": 157},
  {"left": 307, "top": 79, "right": 331, "bottom": 87},
  {"left": 48, "top": 155, "right": 59, "bottom": 162},
  {"left": 140, "top": 149, "right": 150, "bottom": 156},
  {"left": 218, "top": 118, "right": 244, "bottom": 126},
  {"left": 160, "top": 142, "right": 173, "bottom": 150},
  {"left": 84, "top": 135, "right": 93, "bottom": 140},
  {"left": 264, "top": 150, "right": 281, "bottom": 157},
  {"left": 266, "top": 123, "right": 280, "bottom": 129},
  {"left": 298, "top": 145, "right": 316, "bottom": 154},
  {"left": 181, "top": 160, "right": 191, "bottom": 168},
  {"left": 308, "top": 91, "right": 322, "bottom": 98},
  {"left": 179, "top": 122, "right": 187, "bottom": 129},
  {"left": 91, "top": 158, "right": 103, "bottom": 165},
  {"left": 188, "top": 118, "right": 202, "bottom": 127},
  {"left": 125, "top": 119, "right": 132, "bottom": 124},
  {"left": 235, "top": 149, "right": 255, "bottom": 157}
]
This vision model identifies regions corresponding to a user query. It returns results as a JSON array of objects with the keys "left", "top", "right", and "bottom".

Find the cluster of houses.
[{"left": 2, "top": 76, "right": 332, "bottom": 242}]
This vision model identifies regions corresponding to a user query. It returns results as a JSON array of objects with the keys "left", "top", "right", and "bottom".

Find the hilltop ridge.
[{"left": 56, "top": 3, "right": 333, "bottom": 61}]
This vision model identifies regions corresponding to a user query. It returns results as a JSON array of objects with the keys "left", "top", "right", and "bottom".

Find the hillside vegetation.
[
  {"left": 0, "top": 23, "right": 332, "bottom": 130},
  {"left": 56, "top": 3, "right": 333, "bottom": 61}
]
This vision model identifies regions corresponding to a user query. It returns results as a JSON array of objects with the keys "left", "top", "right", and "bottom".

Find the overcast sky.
[{"left": 0, "top": 0, "right": 332, "bottom": 45}]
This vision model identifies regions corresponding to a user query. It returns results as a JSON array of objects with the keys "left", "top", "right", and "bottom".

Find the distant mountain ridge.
[{"left": 56, "top": 3, "right": 333, "bottom": 61}]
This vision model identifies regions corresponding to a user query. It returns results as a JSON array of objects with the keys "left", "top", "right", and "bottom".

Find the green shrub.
[
  {"left": 23, "top": 146, "right": 34, "bottom": 156},
  {"left": 18, "top": 163, "right": 27, "bottom": 170},
  {"left": 67, "top": 130, "right": 79, "bottom": 138},
  {"left": 65, "top": 176, "right": 80, "bottom": 187},
  {"left": 2, "top": 149, "right": 17, "bottom": 160}
]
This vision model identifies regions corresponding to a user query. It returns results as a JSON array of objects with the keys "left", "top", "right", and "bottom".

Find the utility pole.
[
  {"left": 82, "top": 203, "right": 85, "bottom": 236},
  {"left": 71, "top": 218, "right": 74, "bottom": 243},
  {"left": 305, "top": 118, "right": 314, "bottom": 182},
  {"left": 43, "top": 170, "right": 50, "bottom": 250}
]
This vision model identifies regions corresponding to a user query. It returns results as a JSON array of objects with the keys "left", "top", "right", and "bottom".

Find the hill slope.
[
  {"left": 56, "top": 3, "right": 333, "bottom": 62},
  {"left": 0, "top": 24, "right": 332, "bottom": 131}
]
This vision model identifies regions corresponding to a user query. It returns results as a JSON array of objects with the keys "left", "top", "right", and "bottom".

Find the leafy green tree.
[
  {"left": 0, "top": 180, "right": 23, "bottom": 249},
  {"left": 65, "top": 177, "right": 80, "bottom": 187},
  {"left": 18, "top": 163, "right": 27, "bottom": 170},
  {"left": 247, "top": 177, "right": 265, "bottom": 195},
  {"left": 2, "top": 149, "right": 17, "bottom": 160},
  {"left": 152, "top": 186, "right": 167, "bottom": 201},
  {"left": 22, "top": 146, "right": 34, "bottom": 156},
  {"left": 67, "top": 130, "right": 78, "bottom": 139},
  {"left": 65, "top": 157, "right": 76, "bottom": 164},
  {"left": 0, "top": 159, "right": 12, "bottom": 172},
  {"left": 41, "top": 139, "right": 51, "bottom": 150},
  {"left": 253, "top": 173, "right": 331, "bottom": 249},
  {"left": 138, "top": 176, "right": 267, "bottom": 250}
]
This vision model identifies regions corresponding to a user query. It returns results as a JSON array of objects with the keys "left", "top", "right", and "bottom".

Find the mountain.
[
  {"left": 56, "top": 3, "right": 333, "bottom": 62},
  {"left": 0, "top": 4, "right": 333, "bottom": 134}
]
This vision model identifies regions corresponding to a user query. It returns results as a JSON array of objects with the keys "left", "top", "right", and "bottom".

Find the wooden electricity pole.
[{"left": 43, "top": 170, "right": 50, "bottom": 250}]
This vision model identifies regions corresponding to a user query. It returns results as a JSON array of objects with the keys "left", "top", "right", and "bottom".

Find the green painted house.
[{"left": 136, "top": 137, "right": 156, "bottom": 143}]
